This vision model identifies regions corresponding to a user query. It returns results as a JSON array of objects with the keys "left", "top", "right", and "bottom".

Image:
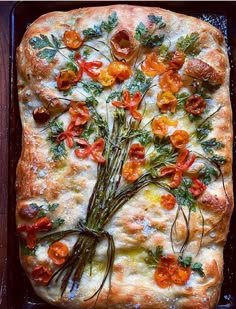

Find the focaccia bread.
[{"left": 16, "top": 5, "right": 233, "bottom": 308}]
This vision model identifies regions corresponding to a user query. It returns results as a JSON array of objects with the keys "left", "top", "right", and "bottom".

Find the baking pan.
[{"left": 8, "top": 1, "right": 236, "bottom": 308}]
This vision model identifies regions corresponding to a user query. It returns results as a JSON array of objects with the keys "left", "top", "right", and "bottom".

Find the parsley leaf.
[
  {"left": 199, "top": 166, "right": 219, "bottom": 185},
  {"left": 48, "top": 203, "right": 59, "bottom": 211},
  {"left": 135, "top": 21, "right": 165, "bottom": 47},
  {"left": 210, "top": 154, "right": 227, "bottom": 165},
  {"left": 128, "top": 69, "right": 152, "bottom": 95},
  {"left": 83, "top": 12, "right": 118, "bottom": 40},
  {"left": 101, "top": 12, "right": 118, "bottom": 32},
  {"left": 178, "top": 256, "right": 192, "bottom": 267},
  {"left": 171, "top": 178, "right": 196, "bottom": 211},
  {"left": 21, "top": 245, "right": 37, "bottom": 256},
  {"left": 47, "top": 121, "right": 67, "bottom": 160},
  {"left": 80, "top": 123, "right": 96, "bottom": 140},
  {"left": 176, "top": 32, "right": 200, "bottom": 56},
  {"left": 148, "top": 15, "right": 166, "bottom": 28},
  {"left": 52, "top": 218, "right": 65, "bottom": 230},
  {"left": 29, "top": 34, "right": 61, "bottom": 63},
  {"left": 66, "top": 61, "right": 78, "bottom": 73},
  {"left": 81, "top": 81, "right": 104, "bottom": 96},
  {"left": 144, "top": 246, "right": 163, "bottom": 268},
  {"left": 135, "top": 129, "right": 153, "bottom": 146},
  {"left": 82, "top": 48, "right": 91, "bottom": 59},
  {"left": 191, "top": 262, "right": 205, "bottom": 277},
  {"left": 201, "top": 138, "right": 224, "bottom": 155},
  {"left": 196, "top": 121, "right": 212, "bottom": 141},
  {"left": 106, "top": 91, "right": 122, "bottom": 104},
  {"left": 176, "top": 92, "right": 190, "bottom": 110},
  {"left": 37, "top": 209, "right": 47, "bottom": 218}
]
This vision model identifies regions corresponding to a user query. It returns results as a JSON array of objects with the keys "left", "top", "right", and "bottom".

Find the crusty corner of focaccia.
[{"left": 16, "top": 4, "right": 233, "bottom": 309}]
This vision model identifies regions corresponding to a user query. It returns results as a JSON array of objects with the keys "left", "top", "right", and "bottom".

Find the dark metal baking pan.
[{"left": 8, "top": 1, "right": 236, "bottom": 308}]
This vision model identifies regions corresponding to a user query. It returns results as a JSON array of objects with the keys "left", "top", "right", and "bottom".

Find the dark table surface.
[{"left": 0, "top": 2, "right": 14, "bottom": 308}]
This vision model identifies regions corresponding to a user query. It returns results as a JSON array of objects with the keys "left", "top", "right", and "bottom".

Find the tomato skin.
[
  {"left": 56, "top": 70, "right": 77, "bottom": 91},
  {"left": 159, "top": 166, "right": 176, "bottom": 177},
  {"left": 157, "top": 91, "right": 178, "bottom": 113},
  {"left": 90, "top": 138, "right": 106, "bottom": 163},
  {"left": 69, "top": 102, "right": 90, "bottom": 126},
  {"left": 159, "top": 70, "right": 183, "bottom": 93},
  {"left": 128, "top": 143, "right": 145, "bottom": 164},
  {"left": 122, "top": 161, "right": 142, "bottom": 182},
  {"left": 57, "top": 131, "right": 75, "bottom": 148},
  {"left": 170, "top": 169, "right": 182, "bottom": 188},
  {"left": 152, "top": 116, "right": 177, "bottom": 138},
  {"left": 98, "top": 68, "right": 116, "bottom": 87},
  {"left": 32, "top": 265, "right": 52, "bottom": 284},
  {"left": 154, "top": 255, "right": 191, "bottom": 288},
  {"left": 33, "top": 217, "right": 53, "bottom": 232},
  {"left": 141, "top": 52, "right": 167, "bottom": 76},
  {"left": 112, "top": 90, "right": 142, "bottom": 120},
  {"left": 107, "top": 61, "right": 132, "bottom": 81},
  {"left": 185, "top": 95, "right": 206, "bottom": 116},
  {"left": 83, "top": 61, "right": 103, "bottom": 78},
  {"left": 160, "top": 194, "right": 176, "bottom": 210},
  {"left": 74, "top": 138, "right": 91, "bottom": 159},
  {"left": 48, "top": 241, "right": 69, "bottom": 265},
  {"left": 63, "top": 30, "right": 83, "bottom": 49},
  {"left": 170, "top": 130, "right": 190, "bottom": 149},
  {"left": 168, "top": 50, "right": 185, "bottom": 71},
  {"left": 189, "top": 178, "right": 206, "bottom": 197}
]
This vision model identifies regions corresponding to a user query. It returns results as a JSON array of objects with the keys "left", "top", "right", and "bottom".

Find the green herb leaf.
[
  {"left": 144, "top": 246, "right": 163, "bottom": 268},
  {"left": 29, "top": 34, "right": 54, "bottom": 49},
  {"left": 210, "top": 154, "right": 227, "bottom": 165},
  {"left": 37, "top": 209, "right": 47, "bottom": 218},
  {"left": 191, "top": 262, "right": 205, "bottom": 277},
  {"left": 81, "top": 81, "right": 104, "bottom": 96},
  {"left": 101, "top": 12, "right": 118, "bottom": 33},
  {"left": 21, "top": 245, "right": 37, "bottom": 256},
  {"left": 201, "top": 138, "right": 224, "bottom": 155},
  {"left": 47, "top": 121, "right": 67, "bottom": 160},
  {"left": 134, "top": 129, "right": 153, "bottom": 146},
  {"left": 158, "top": 45, "right": 171, "bottom": 62},
  {"left": 196, "top": 86, "right": 211, "bottom": 99},
  {"left": 82, "top": 48, "right": 91, "bottom": 59},
  {"left": 128, "top": 69, "right": 152, "bottom": 95},
  {"left": 81, "top": 123, "right": 96, "bottom": 140},
  {"left": 171, "top": 178, "right": 196, "bottom": 211},
  {"left": 196, "top": 122, "right": 212, "bottom": 141},
  {"left": 176, "top": 92, "right": 190, "bottom": 110},
  {"left": 176, "top": 32, "right": 200, "bottom": 56},
  {"left": 83, "top": 24, "right": 103, "bottom": 40},
  {"left": 135, "top": 22, "right": 165, "bottom": 47},
  {"left": 48, "top": 203, "right": 59, "bottom": 212},
  {"left": 29, "top": 203, "right": 39, "bottom": 210},
  {"left": 66, "top": 61, "right": 78, "bottom": 73},
  {"left": 52, "top": 218, "right": 65, "bottom": 230},
  {"left": 37, "top": 48, "right": 57, "bottom": 63},
  {"left": 51, "top": 34, "right": 61, "bottom": 49},
  {"left": 178, "top": 256, "right": 192, "bottom": 267},
  {"left": 106, "top": 91, "right": 122, "bottom": 104},
  {"left": 199, "top": 166, "right": 219, "bottom": 185},
  {"left": 148, "top": 15, "right": 166, "bottom": 28}
]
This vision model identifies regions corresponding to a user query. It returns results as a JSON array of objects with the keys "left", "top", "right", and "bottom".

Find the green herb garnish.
[
  {"left": 135, "top": 21, "right": 165, "bottom": 47},
  {"left": 176, "top": 32, "right": 200, "bottom": 56},
  {"left": 178, "top": 256, "right": 192, "bottom": 267},
  {"left": 81, "top": 81, "right": 104, "bottom": 96},
  {"left": 52, "top": 218, "right": 65, "bottom": 230},
  {"left": 144, "top": 246, "right": 163, "bottom": 268},
  {"left": 47, "top": 121, "right": 67, "bottom": 160},
  {"left": 201, "top": 138, "right": 224, "bottom": 155},
  {"left": 191, "top": 262, "right": 205, "bottom": 277},
  {"left": 128, "top": 69, "right": 152, "bottom": 95},
  {"left": 171, "top": 178, "right": 196, "bottom": 211},
  {"left": 199, "top": 166, "right": 219, "bottom": 185},
  {"left": 29, "top": 34, "right": 61, "bottom": 62}
]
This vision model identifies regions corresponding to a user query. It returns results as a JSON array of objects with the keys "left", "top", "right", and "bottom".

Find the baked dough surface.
[{"left": 16, "top": 5, "right": 233, "bottom": 308}]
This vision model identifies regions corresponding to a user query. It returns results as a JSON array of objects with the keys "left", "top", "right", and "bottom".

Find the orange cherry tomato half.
[
  {"left": 63, "top": 30, "right": 83, "bottom": 49},
  {"left": 157, "top": 91, "right": 178, "bottom": 113},
  {"left": 69, "top": 102, "right": 90, "bottom": 126},
  {"left": 83, "top": 61, "right": 103, "bottom": 78},
  {"left": 141, "top": 52, "right": 167, "bottom": 77},
  {"left": 74, "top": 138, "right": 91, "bottom": 158},
  {"left": 160, "top": 194, "right": 176, "bottom": 210},
  {"left": 159, "top": 166, "right": 176, "bottom": 177},
  {"left": 57, "top": 131, "right": 75, "bottom": 148},
  {"left": 171, "top": 265, "right": 191, "bottom": 285},
  {"left": 122, "top": 161, "right": 142, "bottom": 182},
  {"left": 48, "top": 241, "right": 69, "bottom": 265},
  {"left": 128, "top": 143, "right": 145, "bottom": 164},
  {"left": 168, "top": 50, "right": 185, "bottom": 71},
  {"left": 189, "top": 178, "right": 206, "bottom": 197},
  {"left": 32, "top": 265, "right": 52, "bottom": 284},
  {"left": 170, "top": 169, "right": 183, "bottom": 189},
  {"left": 159, "top": 70, "right": 183, "bottom": 93},
  {"left": 170, "top": 130, "right": 190, "bottom": 149},
  {"left": 154, "top": 255, "right": 178, "bottom": 288},
  {"left": 56, "top": 70, "right": 77, "bottom": 91},
  {"left": 98, "top": 68, "right": 116, "bottom": 87},
  {"left": 152, "top": 116, "right": 177, "bottom": 138},
  {"left": 107, "top": 61, "right": 132, "bottom": 81}
]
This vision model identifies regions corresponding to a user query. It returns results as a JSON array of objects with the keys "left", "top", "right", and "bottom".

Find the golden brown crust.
[{"left": 16, "top": 4, "right": 233, "bottom": 309}]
